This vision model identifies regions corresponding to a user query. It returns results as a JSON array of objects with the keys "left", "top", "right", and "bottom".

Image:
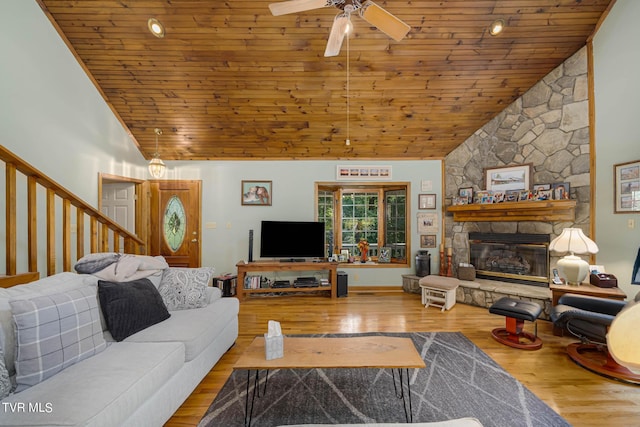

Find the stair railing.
[{"left": 1, "top": 144, "right": 146, "bottom": 287}]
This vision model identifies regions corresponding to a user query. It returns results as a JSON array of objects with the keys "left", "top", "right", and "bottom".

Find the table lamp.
[{"left": 549, "top": 228, "right": 598, "bottom": 285}]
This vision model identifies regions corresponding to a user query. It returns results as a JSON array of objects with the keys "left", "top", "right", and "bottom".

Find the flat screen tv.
[{"left": 260, "top": 220, "right": 325, "bottom": 260}]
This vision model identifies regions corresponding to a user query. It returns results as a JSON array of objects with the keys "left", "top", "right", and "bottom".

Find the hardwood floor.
[{"left": 165, "top": 290, "right": 640, "bottom": 426}]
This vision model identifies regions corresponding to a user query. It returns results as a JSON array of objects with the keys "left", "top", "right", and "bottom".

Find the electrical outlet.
[{"left": 629, "top": 219, "right": 635, "bottom": 229}]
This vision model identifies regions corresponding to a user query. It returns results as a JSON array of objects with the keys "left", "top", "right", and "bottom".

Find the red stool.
[{"left": 489, "top": 297, "right": 542, "bottom": 350}]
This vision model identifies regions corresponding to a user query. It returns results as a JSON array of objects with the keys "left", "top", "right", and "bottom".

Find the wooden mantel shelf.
[{"left": 447, "top": 200, "right": 576, "bottom": 222}]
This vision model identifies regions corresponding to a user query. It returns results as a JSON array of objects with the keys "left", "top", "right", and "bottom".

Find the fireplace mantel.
[{"left": 447, "top": 200, "right": 576, "bottom": 222}]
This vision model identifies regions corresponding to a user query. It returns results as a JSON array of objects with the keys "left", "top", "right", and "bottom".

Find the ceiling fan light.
[
  {"left": 489, "top": 19, "right": 505, "bottom": 36},
  {"left": 148, "top": 18, "right": 165, "bottom": 38}
]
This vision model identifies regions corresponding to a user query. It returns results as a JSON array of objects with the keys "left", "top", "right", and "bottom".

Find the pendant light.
[{"left": 148, "top": 128, "right": 166, "bottom": 178}]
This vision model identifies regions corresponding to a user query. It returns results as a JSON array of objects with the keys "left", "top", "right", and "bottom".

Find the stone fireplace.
[{"left": 468, "top": 232, "right": 550, "bottom": 287}]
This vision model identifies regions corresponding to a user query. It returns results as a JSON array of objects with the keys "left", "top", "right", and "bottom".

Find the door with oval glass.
[{"left": 149, "top": 180, "right": 201, "bottom": 267}]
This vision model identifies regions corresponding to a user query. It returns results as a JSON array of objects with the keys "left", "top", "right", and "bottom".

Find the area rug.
[{"left": 198, "top": 332, "right": 570, "bottom": 427}]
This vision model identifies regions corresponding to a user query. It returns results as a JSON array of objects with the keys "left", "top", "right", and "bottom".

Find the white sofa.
[{"left": 0, "top": 270, "right": 239, "bottom": 426}]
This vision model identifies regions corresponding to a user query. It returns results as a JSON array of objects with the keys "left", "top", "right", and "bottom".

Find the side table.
[{"left": 550, "top": 282, "right": 626, "bottom": 336}]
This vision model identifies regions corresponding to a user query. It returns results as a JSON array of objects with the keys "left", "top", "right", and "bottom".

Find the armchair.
[{"left": 551, "top": 293, "right": 640, "bottom": 384}]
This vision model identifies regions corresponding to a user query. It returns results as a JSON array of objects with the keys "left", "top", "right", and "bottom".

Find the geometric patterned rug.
[{"left": 198, "top": 332, "right": 571, "bottom": 427}]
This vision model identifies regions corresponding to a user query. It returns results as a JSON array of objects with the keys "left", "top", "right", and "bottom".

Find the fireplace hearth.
[{"left": 469, "top": 232, "right": 550, "bottom": 287}]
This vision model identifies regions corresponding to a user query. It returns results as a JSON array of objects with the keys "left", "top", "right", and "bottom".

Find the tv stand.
[
  {"left": 236, "top": 260, "right": 338, "bottom": 301},
  {"left": 279, "top": 258, "right": 306, "bottom": 262}
]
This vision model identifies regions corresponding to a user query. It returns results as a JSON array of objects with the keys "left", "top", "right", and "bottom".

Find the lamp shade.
[
  {"left": 550, "top": 228, "right": 598, "bottom": 286},
  {"left": 549, "top": 228, "right": 599, "bottom": 255}
]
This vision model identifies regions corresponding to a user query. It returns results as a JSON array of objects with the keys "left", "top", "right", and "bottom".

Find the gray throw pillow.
[
  {"left": 0, "top": 347, "right": 12, "bottom": 399},
  {"left": 98, "top": 278, "right": 170, "bottom": 342},
  {"left": 158, "top": 267, "right": 214, "bottom": 310},
  {"left": 9, "top": 287, "right": 107, "bottom": 392},
  {"left": 74, "top": 252, "right": 121, "bottom": 274}
]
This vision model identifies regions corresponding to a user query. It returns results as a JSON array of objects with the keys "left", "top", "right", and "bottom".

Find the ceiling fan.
[{"left": 269, "top": 0, "right": 411, "bottom": 57}]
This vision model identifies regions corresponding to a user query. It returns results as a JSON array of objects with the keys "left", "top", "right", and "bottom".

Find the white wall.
[
  {"left": 166, "top": 159, "right": 442, "bottom": 285},
  {"left": 0, "top": 0, "right": 148, "bottom": 274},
  {"left": 593, "top": 0, "right": 640, "bottom": 299},
  {"left": 0, "top": 0, "right": 147, "bottom": 204}
]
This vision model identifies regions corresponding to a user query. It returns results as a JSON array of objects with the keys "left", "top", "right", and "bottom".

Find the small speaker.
[{"left": 248, "top": 229, "right": 254, "bottom": 262}]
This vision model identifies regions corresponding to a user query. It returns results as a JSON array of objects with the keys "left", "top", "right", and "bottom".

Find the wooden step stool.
[{"left": 418, "top": 275, "right": 460, "bottom": 311}]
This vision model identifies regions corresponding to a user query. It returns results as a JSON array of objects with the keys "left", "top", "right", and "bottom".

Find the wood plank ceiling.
[{"left": 37, "top": 0, "right": 613, "bottom": 160}]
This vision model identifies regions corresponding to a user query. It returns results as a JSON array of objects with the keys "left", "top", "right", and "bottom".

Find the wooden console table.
[{"left": 235, "top": 260, "right": 338, "bottom": 301}]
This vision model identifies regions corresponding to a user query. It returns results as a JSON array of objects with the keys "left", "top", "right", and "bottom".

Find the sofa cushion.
[
  {"left": 158, "top": 267, "right": 214, "bottom": 310},
  {"left": 0, "top": 341, "right": 184, "bottom": 426},
  {"left": 125, "top": 297, "right": 239, "bottom": 361},
  {"left": 0, "top": 272, "right": 98, "bottom": 377},
  {"left": 98, "top": 278, "right": 170, "bottom": 342},
  {"left": 9, "top": 286, "right": 107, "bottom": 392}
]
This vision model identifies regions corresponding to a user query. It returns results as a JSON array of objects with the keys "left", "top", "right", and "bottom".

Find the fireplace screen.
[{"left": 469, "top": 233, "right": 550, "bottom": 287}]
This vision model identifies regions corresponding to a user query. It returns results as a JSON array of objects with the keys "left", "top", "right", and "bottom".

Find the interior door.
[
  {"left": 101, "top": 182, "right": 136, "bottom": 232},
  {"left": 149, "top": 180, "right": 202, "bottom": 267}
]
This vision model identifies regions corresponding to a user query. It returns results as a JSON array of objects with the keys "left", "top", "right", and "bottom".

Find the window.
[{"left": 316, "top": 183, "right": 409, "bottom": 265}]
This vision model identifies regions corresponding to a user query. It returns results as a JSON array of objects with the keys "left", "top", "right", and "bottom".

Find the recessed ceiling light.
[
  {"left": 148, "top": 18, "right": 165, "bottom": 38},
  {"left": 489, "top": 19, "right": 505, "bottom": 36}
]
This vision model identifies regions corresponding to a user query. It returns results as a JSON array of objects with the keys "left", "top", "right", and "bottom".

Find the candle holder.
[
  {"left": 439, "top": 249, "right": 446, "bottom": 276},
  {"left": 446, "top": 253, "right": 453, "bottom": 277}
]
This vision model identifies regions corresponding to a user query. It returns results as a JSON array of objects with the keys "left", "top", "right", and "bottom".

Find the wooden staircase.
[{"left": 1, "top": 145, "right": 146, "bottom": 287}]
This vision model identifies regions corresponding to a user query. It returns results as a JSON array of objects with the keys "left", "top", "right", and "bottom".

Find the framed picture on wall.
[
  {"left": 417, "top": 212, "right": 438, "bottom": 233},
  {"left": 418, "top": 194, "right": 436, "bottom": 209},
  {"left": 614, "top": 160, "right": 640, "bottom": 213},
  {"left": 241, "top": 180, "right": 272, "bottom": 206},
  {"left": 420, "top": 235, "right": 437, "bottom": 248}
]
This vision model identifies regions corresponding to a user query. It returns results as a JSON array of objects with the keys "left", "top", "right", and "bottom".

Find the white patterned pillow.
[
  {"left": 0, "top": 347, "right": 12, "bottom": 399},
  {"left": 9, "top": 287, "right": 107, "bottom": 392},
  {"left": 158, "top": 267, "right": 214, "bottom": 310}
]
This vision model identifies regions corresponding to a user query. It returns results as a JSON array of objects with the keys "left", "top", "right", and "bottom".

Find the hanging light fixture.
[
  {"left": 345, "top": 12, "right": 352, "bottom": 146},
  {"left": 148, "top": 128, "right": 166, "bottom": 178}
]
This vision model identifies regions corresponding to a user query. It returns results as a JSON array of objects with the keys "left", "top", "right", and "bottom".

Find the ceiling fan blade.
[
  {"left": 324, "top": 14, "right": 350, "bottom": 57},
  {"left": 358, "top": 0, "right": 410, "bottom": 41},
  {"left": 269, "top": 0, "right": 334, "bottom": 16}
]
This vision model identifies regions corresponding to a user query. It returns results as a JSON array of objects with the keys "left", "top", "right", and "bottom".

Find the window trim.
[{"left": 315, "top": 181, "right": 411, "bottom": 268}]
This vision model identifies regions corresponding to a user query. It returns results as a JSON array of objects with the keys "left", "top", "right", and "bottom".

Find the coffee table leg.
[
  {"left": 244, "top": 370, "right": 270, "bottom": 427},
  {"left": 391, "top": 368, "right": 415, "bottom": 423}
]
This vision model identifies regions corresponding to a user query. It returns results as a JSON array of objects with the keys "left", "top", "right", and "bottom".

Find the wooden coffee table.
[{"left": 234, "top": 336, "right": 426, "bottom": 426}]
